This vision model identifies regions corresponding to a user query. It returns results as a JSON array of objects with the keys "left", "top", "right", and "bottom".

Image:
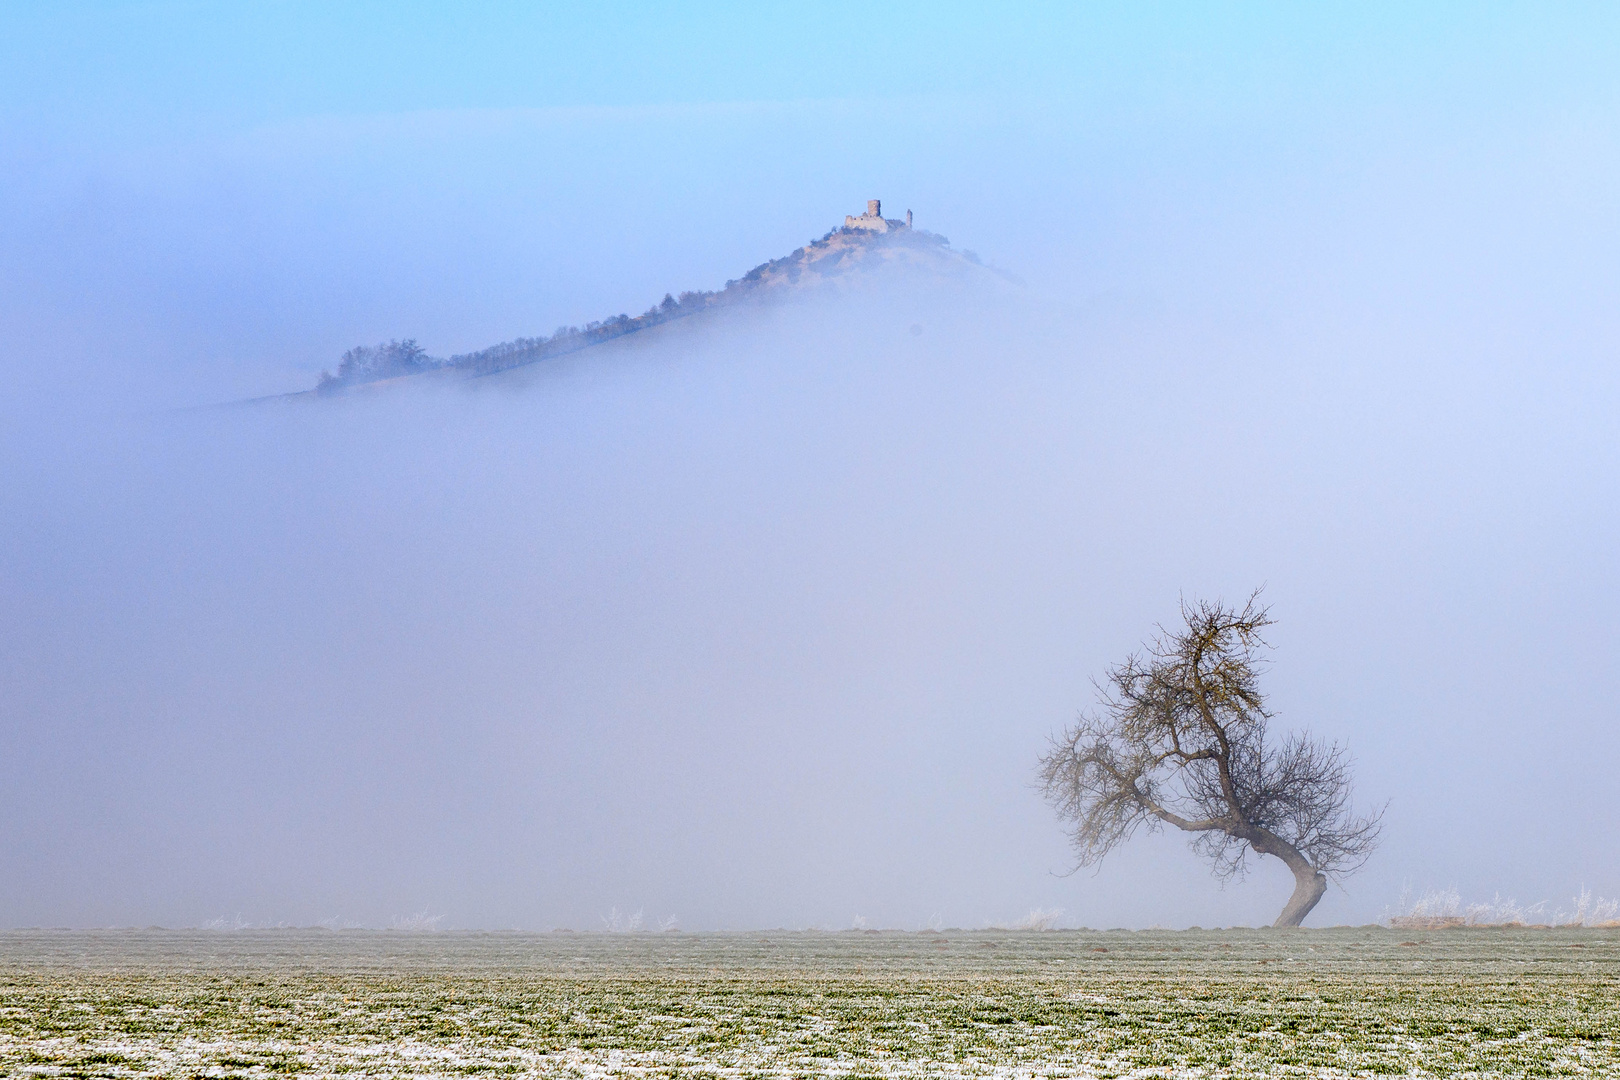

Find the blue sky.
[{"left": 6, "top": 4, "right": 1617, "bottom": 134}]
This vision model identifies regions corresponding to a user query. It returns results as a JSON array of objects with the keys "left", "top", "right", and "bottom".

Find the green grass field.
[{"left": 2, "top": 927, "right": 1615, "bottom": 1078}]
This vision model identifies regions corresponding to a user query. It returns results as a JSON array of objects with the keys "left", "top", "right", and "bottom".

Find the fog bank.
[{"left": 4, "top": 252, "right": 1616, "bottom": 928}]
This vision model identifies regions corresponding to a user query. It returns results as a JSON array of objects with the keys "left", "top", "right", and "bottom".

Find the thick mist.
[
  {"left": 6, "top": 258, "right": 1617, "bottom": 929},
  {"left": 3, "top": 7, "right": 1619, "bottom": 930}
]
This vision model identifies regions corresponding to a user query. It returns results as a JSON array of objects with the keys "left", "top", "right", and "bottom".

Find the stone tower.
[{"left": 845, "top": 198, "right": 895, "bottom": 232}]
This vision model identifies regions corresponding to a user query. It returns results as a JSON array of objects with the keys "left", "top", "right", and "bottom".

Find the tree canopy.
[{"left": 1038, "top": 593, "right": 1383, "bottom": 927}]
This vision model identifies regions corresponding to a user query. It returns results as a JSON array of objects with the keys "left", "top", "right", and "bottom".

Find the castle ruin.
[{"left": 844, "top": 199, "right": 912, "bottom": 233}]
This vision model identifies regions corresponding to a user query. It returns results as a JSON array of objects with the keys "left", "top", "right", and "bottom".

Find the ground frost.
[{"left": 0, "top": 929, "right": 1614, "bottom": 1078}]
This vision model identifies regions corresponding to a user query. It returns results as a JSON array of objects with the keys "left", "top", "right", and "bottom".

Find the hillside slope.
[{"left": 292, "top": 205, "right": 996, "bottom": 400}]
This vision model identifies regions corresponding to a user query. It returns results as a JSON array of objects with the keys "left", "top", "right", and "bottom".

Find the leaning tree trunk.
[
  {"left": 1252, "top": 829, "right": 1329, "bottom": 927},
  {"left": 1275, "top": 863, "right": 1328, "bottom": 927}
]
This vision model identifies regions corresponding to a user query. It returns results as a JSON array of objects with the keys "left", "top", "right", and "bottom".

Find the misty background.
[{"left": 2, "top": 3, "right": 1617, "bottom": 930}]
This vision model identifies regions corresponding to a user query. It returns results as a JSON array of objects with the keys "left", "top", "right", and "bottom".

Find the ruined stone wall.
[
  {"left": 843, "top": 199, "right": 909, "bottom": 233},
  {"left": 843, "top": 212, "right": 889, "bottom": 232}
]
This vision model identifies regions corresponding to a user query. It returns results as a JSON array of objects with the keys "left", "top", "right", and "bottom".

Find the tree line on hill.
[
  {"left": 315, "top": 288, "right": 720, "bottom": 394},
  {"left": 313, "top": 224, "right": 953, "bottom": 393}
]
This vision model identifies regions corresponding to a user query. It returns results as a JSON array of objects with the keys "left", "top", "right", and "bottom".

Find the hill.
[{"left": 299, "top": 201, "right": 992, "bottom": 399}]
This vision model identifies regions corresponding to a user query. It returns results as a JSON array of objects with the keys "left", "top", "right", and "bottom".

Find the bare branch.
[{"left": 1037, "top": 590, "right": 1383, "bottom": 926}]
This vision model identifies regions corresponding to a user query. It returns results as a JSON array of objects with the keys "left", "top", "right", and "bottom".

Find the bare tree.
[{"left": 1038, "top": 593, "right": 1383, "bottom": 927}]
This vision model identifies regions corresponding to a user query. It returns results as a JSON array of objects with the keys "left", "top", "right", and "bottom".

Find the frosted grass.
[
  {"left": 1, "top": 928, "right": 1614, "bottom": 1078},
  {"left": 1391, "top": 886, "right": 1620, "bottom": 928}
]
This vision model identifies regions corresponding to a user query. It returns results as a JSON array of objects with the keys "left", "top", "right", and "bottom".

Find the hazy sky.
[{"left": 2, "top": 3, "right": 1618, "bottom": 930}]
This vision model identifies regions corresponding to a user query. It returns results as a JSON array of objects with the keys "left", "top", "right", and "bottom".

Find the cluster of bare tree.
[
  {"left": 316, "top": 339, "right": 442, "bottom": 392},
  {"left": 1038, "top": 593, "right": 1384, "bottom": 927}
]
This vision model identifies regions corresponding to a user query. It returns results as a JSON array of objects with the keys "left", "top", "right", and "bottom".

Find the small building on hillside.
[{"left": 844, "top": 199, "right": 912, "bottom": 232}]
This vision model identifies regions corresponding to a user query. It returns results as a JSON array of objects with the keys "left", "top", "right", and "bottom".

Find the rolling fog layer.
[
  {"left": 4, "top": 242, "right": 1617, "bottom": 930},
  {"left": 4, "top": 12, "right": 1620, "bottom": 928}
]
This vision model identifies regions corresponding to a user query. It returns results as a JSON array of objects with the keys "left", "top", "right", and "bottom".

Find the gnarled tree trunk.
[
  {"left": 1275, "top": 863, "right": 1328, "bottom": 927},
  {"left": 1252, "top": 827, "right": 1329, "bottom": 927},
  {"left": 1264, "top": 835, "right": 1328, "bottom": 926}
]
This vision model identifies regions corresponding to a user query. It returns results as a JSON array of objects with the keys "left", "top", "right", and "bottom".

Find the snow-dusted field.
[{"left": 2, "top": 927, "right": 1615, "bottom": 1078}]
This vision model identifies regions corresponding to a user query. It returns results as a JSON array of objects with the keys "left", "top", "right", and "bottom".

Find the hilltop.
[{"left": 300, "top": 201, "right": 992, "bottom": 398}]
